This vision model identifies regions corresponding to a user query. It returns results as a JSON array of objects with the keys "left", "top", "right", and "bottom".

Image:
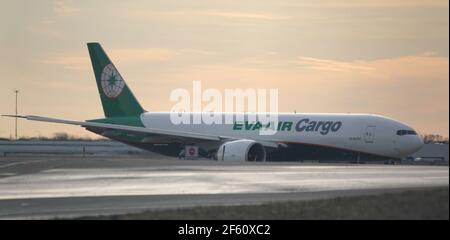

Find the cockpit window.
[{"left": 396, "top": 130, "right": 417, "bottom": 136}]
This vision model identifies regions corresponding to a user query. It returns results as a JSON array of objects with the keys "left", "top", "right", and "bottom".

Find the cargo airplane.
[{"left": 3, "top": 43, "right": 424, "bottom": 162}]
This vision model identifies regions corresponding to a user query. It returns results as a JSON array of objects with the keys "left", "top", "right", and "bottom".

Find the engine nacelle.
[{"left": 216, "top": 139, "right": 266, "bottom": 161}]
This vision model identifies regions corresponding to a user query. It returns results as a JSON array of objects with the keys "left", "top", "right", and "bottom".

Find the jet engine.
[{"left": 216, "top": 139, "right": 266, "bottom": 161}]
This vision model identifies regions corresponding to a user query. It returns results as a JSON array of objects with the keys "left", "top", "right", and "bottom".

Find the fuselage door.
[{"left": 364, "top": 126, "right": 376, "bottom": 143}]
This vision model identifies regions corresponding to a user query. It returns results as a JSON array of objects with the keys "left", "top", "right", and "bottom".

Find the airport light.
[{"left": 14, "top": 89, "right": 19, "bottom": 140}]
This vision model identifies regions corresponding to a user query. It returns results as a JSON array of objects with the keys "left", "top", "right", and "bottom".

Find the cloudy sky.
[{"left": 0, "top": 0, "right": 448, "bottom": 138}]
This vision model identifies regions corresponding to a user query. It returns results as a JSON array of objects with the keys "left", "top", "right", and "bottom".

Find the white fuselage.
[{"left": 139, "top": 112, "right": 423, "bottom": 158}]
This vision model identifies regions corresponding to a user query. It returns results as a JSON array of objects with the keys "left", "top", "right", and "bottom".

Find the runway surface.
[{"left": 0, "top": 155, "right": 448, "bottom": 219}]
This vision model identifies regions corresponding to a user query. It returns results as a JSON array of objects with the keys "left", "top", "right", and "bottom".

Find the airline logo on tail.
[{"left": 101, "top": 63, "right": 125, "bottom": 99}]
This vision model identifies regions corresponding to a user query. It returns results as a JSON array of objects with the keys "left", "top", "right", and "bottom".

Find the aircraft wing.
[
  {"left": 3, "top": 115, "right": 222, "bottom": 141},
  {"left": 2, "top": 115, "right": 286, "bottom": 148}
]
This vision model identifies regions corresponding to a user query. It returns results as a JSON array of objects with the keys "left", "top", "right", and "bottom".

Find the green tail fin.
[{"left": 87, "top": 42, "right": 145, "bottom": 117}]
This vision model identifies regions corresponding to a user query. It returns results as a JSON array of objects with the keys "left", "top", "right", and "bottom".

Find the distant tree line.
[
  {"left": 1, "top": 132, "right": 448, "bottom": 144},
  {"left": 420, "top": 134, "right": 449, "bottom": 144},
  {"left": 0, "top": 132, "right": 108, "bottom": 141}
]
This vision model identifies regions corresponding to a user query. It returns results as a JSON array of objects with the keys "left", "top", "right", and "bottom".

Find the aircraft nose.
[
  {"left": 396, "top": 133, "right": 424, "bottom": 156},
  {"left": 411, "top": 135, "right": 424, "bottom": 152}
]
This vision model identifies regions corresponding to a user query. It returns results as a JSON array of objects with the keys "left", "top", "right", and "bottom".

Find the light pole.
[{"left": 14, "top": 89, "right": 19, "bottom": 140}]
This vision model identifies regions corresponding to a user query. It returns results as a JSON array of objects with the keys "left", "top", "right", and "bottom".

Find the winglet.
[{"left": 1, "top": 115, "right": 27, "bottom": 118}]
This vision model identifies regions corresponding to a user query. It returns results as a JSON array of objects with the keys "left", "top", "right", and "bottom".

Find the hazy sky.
[{"left": 0, "top": 0, "right": 448, "bottom": 138}]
